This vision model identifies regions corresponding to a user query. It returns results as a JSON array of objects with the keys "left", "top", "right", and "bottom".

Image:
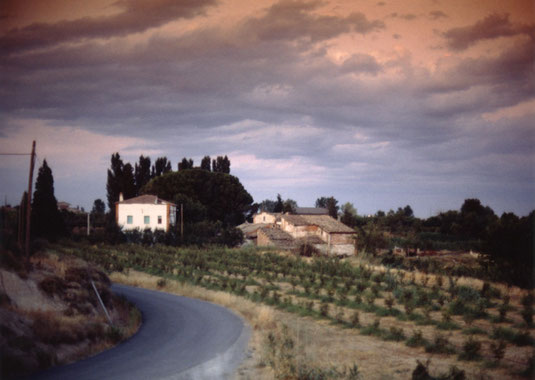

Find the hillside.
[
  {"left": 57, "top": 241, "right": 535, "bottom": 379},
  {"left": 0, "top": 249, "right": 140, "bottom": 379}
]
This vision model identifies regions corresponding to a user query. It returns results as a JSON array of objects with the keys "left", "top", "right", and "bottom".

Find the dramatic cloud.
[
  {"left": 0, "top": 0, "right": 217, "bottom": 53},
  {"left": 443, "top": 12, "right": 535, "bottom": 50},
  {"left": 243, "top": 0, "right": 385, "bottom": 42},
  {"left": 0, "top": 0, "right": 533, "bottom": 216}
]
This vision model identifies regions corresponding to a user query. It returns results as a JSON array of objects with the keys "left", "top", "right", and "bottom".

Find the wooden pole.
[
  {"left": 180, "top": 203, "right": 184, "bottom": 241},
  {"left": 25, "top": 141, "right": 36, "bottom": 265},
  {"left": 87, "top": 212, "right": 90, "bottom": 236}
]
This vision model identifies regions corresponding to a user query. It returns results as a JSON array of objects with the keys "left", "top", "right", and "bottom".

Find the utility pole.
[
  {"left": 25, "top": 141, "right": 36, "bottom": 265},
  {"left": 87, "top": 212, "right": 90, "bottom": 236},
  {"left": 180, "top": 204, "right": 184, "bottom": 241}
]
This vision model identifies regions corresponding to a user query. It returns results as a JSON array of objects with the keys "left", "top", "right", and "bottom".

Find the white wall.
[
  {"left": 253, "top": 212, "right": 276, "bottom": 224},
  {"left": 117, "top": 203, "right": 173, "bottom": 232}
]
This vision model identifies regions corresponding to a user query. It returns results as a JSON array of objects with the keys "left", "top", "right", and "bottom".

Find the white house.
[{"left": 116, "top": 194, "right": 176, "bottom": 232}]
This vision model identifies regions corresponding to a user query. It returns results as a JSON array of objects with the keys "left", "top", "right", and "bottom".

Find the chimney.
[{"left": 119, "top": 192, "right": 124, "bottom": 202}]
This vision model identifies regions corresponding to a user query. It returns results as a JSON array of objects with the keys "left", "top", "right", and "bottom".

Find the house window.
[
  {"left": 158, "top": 216, "right": 162, "bottom": 224},
  {"left": 144, "top": 216, "right": 150, "bottom": 224},
  {"left": 127, "top": 215, "right": 133, "bottom": 224}
]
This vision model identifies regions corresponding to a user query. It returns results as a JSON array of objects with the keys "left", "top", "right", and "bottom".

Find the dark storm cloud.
[
  {"left": 0, "top": 0, "right": 217, "bottom": 54},
  {"left": 243, "top": 0, "right": 384, "bottom": 42},
  {"left": 0, "top": 0, "right": 390, "bottom": 135},
  {"left": 1, "top": 0, "right": 533, "bottom": 217},
  {"left": 443, "top": 12, "right": 535, "bottom": 50}
]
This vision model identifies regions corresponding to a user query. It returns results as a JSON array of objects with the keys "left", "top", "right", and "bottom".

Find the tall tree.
[
  {"left": 274, "top": 194, "right": 284, "bottom": 213},
  {"left": 212, "top": 155, "right": 230, "bottom": 173},
  {"left": 106, "top": 153, "right": 124, "bottom": 214},
  {"left": 31, "top": 160, "right": 64, "bottom": 241},
  {"left": 106, "top": 153, "right": 135, "bottom": 218},
  {"left": 151, "top": 157, "right": 172, "bottom": 177},
  {"left": 283, "top": 199, "right": 298, "bottom": 214},
  {"left": 122, "top": 163, "right": 136, "bottom": 199},
  {"left": 200, "top": 156, "right": 211, "bottom": 171},
  {"left": 341, "top": 202, "right": 358, "bottom": 227},
  {"left": 91, "top": 199, "right": 106, "bottom": 215},
  {"left": 143, "top": 169, "right": 253, "bottom": 226},
  {"left": 316, "top": 196, "right": 339, "bottom": 219},
  {"left": 459, "top": 198, "right": 497, "bottom": 239},
  {"left": 134, "top": 155, "right": 152, "bottom": 195},
  {"left": 259, "top": 199, "right": 276, "bottom": 212},
  {"left": 178, "top": 157, "right": 194, "bottom": 171}
]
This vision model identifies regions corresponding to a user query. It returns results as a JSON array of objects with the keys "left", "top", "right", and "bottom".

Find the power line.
[{"left": 0, "top": 153, "right": 32, "bottom": 155}]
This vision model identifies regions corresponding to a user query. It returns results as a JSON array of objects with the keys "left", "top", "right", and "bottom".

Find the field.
[{"left": 51, "top": 241, "right": 535, "bottom": 379}]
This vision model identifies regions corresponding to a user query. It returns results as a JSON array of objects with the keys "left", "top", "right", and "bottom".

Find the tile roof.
[
  {"left": 282, "top": 214, "right": 355, "bottom": 233},
  {"left": 294, "top": 207, "right": 329, "bottom": 215},
  {"left": 238, "top": 223, "right": 271, "bottom": 236},
  {"left": 259, "top": 227, "right": 297, "bottom": 249},
  {"left": 116, "top": 194, "right": 175, "bottom": 205}
]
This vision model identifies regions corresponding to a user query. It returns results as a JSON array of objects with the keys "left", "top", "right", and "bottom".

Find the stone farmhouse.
[
  {"left": 243, "top": 209, "right": 356, "bottom": 256},
  {"left": 116, "top": 194, "right": 176, "bottom": 232}
]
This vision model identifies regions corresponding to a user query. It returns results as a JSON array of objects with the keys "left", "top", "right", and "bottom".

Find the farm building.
[
  {"left": 242, "top": 211, "right": 357, "bottom": 256},
  {"left": 115, "top": 194, "right": 176, "bottom": 232},
  {"left": 280, "top": 214, "right": 356, "bottom": 256},
  {"left": 253, "top": 211, "right": 282, "bottom": 225}
]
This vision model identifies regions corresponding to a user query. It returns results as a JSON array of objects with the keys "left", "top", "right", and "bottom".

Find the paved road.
[{"left": 31, "top": 284, "right": 250, "bottom": 380}]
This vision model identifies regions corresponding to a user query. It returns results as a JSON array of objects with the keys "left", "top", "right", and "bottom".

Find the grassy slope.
[{"left": 0, "top": 250, "right": 141, "bottom": 379}]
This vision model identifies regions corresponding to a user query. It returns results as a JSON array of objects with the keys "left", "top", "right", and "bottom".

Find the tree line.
[
  {"left": 256, "top": 194, "right": 533, "bottom": 288},
  {"left": 106, "top": 153, "right": 231, "bottom": 216}
]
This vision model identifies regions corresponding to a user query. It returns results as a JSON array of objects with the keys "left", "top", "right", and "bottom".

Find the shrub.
[
  {"left": 385, "top": 296, "right": 395, "bottom": 312},
  {"left": 107, "top": 326, "right": 123, "bottom": 343},
  {"left": 320, "top": 302, "right": 329, "bottom": 317},
  {"left": 448, "top": 298, "right": 467, "bottom": 316},
  {"left": 295, "top": 242, "right": 320, "bottom": 257},
  {"left": 489, "top": 340, "right": 506, "bottom": 364},
  {"left": 406, "top": 330, "right": 427, "bottom": 348},
  {"left": 521, "top": 306, "right": 533, "bottom": 327},
  {"left": 385, "top": 326, "right": 405, "bottom": 342},
  {"left": 335, "top": 308, "right": 345, "bottom": 324},
  {"left": 365, "top": 291, "right": 376, "bottom": 306},
  {"left": 492, "top": 327, "right": 534, "bottom": 347},
  {"left": 39, "top": 276, "right": 66, "bottom": 297},
  {"left": 425, "top": 334, "right": 454, "bottom": 354},
  {"left": 411, "top": 361, "right": 465, "bottom": 380},
  {"left": 404, "top": 301, "right": 414, "bottom": 316},
  {"left": 350, "top": 311, "right": 360, "bottom": 328},
  {"left": 361, "top": 318, "right": 382, "bottom": 337},
  {"left": 458, "top": 337, "right": 481, "bottom": 361},
  {"left": 498, "top": 302, "right": 508, "bottom": 322}
]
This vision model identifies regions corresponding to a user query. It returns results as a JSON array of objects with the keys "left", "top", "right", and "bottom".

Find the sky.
[{"left": 0, "top": 0, "right": 534, "bottom": 217}]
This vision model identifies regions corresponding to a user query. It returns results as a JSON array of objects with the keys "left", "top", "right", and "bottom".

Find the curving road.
[{"left": 30, "top": 284, "right": 250, "bottom": 380}]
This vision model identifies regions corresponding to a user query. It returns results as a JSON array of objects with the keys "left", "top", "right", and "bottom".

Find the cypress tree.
[
  {"left": 134, "top": 155, "right": 152, "bottom": 195},
  {"left": 31, "top": 160, "right": 64, "bottom": 241}
]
